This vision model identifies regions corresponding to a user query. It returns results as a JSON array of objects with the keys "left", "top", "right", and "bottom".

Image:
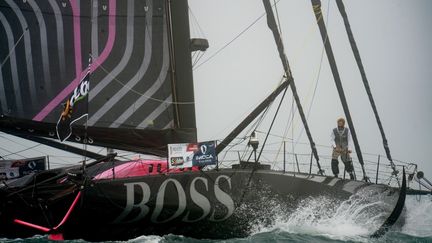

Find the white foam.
[
  {"left": 127, "top": 235, "right": 164, "bottom": 243},
  {"left": 402, "top": 195, "right": 432, "bottom": 237},
  {"left": 251, "top": 188, "right": 396, "bottom": 242}
]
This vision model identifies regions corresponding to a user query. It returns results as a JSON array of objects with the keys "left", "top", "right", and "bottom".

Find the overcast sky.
[
  {"left": 1, "top": 0, "right": 431, "bottom": 181},
  {"left": 189, "top": 0, "right": 432, "bottom": 177}
]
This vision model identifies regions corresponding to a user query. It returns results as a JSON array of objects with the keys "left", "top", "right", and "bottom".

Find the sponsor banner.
[
  {"left": 0, "top": 157, "right": 46, "bottom": 180},
  {"left": 168, "top": 141, "right": 217, "bottom": 169},
  {"left": 56, "top": 57, "right": 91, "bottom": 142}
]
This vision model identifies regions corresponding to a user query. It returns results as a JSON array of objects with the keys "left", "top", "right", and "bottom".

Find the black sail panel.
[{"left": 0, "top": 0, "right": 196, "bottom": 155}]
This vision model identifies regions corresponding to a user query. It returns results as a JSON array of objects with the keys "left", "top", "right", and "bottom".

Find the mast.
[
  {"left": 311, "top": 0, "right": 368, "bottom": 180},
  {"left": 261, "top": 0, "right": 323, "bottom": 174},
  {"left": 335, "top": 0, "right": 398, "bottom": 179},
  {"left": 167, "top": 0, "right": 197, "bottom": 136}
]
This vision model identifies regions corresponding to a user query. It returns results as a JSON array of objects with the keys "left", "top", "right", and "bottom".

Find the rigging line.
[
  {"left": 191, "top": 50, "right": 199, "bottom": 62},
  {"left": 95, "top": 146, "right": 106, "bottom": 155},
  {"left": 192, "top": 51, "right": 205, "bottom": 67},
  {"left": 291, "top": 95, "right": 295, "bottom": 172},
  {"left": 194, "top": 0, "right": 281, "bottom": 71},
  {"left": 274, "top": 8, "right": 326, "bottom": 136},
  {"left": 1, "top": 143, "right": 41, "bottom": 158},
  {"left": 94, "top": 62, "right": 194, "bottom": 105},
  {"left": 335, "top": 0, "right": 398, "bottom": 181},
  {"left": 192, "top": 16, "right": 262, "bottom": 70},
  {"left": 271, "top": 90, "right": 295, "bottom": 163},
  {"left": 194, "top": 51, "right": 206, "bottom": 66},
  {"left": 192, "top": 51, "right": 203, "bottom": 65},
  {"left": 294, "top": 0, "right": 330, "bottom": 147},
  {"left": 273, "top": 0, "right": 283, "bottom": 35},
  {"left": 263, "top": 0, "right": 323, "bottom": 174},
  {"left": 0, "top": 143, "right": 25, "bottom": 159},
  {"left": 257, "top": 85, "right": 289, "bottom": 162},
  {"left": 222, "top": 101, "right": 273, "bottom": 163},
  {"left": 311, "top": 0, "right": 367, "bottom": 181},
  {"left": 255, "top": 130, "right": 293, "bottom": 141},
  {"left": 0, "top": 27, "right": 28, "bottom": 69},
  {"left": 238, "top": 86, "right": 289, "bottom": 206},
  {"left": 240, "top": 104, "right": 273, "bottom": 160},
  {"left": 220, "top": 103, "right": 272, "bottom": 163},
  {"left": 0, "top": 134, "right": 73, "bottom": 164},
  {"left": 188, "top": 5, "right": 206, "bottom": 38},
  {"left": 209, "top": 75, "right": 282, "bottom": 141}
]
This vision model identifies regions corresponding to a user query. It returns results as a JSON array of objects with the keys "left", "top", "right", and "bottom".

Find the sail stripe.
[
  {"left": 32, "top": 0, "right": 117, "bottom": 122},
  {"left": 123, "top": 74, "right": 172, "bottom": 128},
  {"left": 48, "top": 0, "right": 66, "bottom": 81},
  {"left": 110, "top": 19, "right": 169, "bottom": 128},
  {"left": 163, "top": 120, "right": 174, "bottom": 130},
  {"left": 0, "top": 61, "right": 8, "bottom": 112},
  {"left": 28, "top": 0, "right": 52, "bottom": 97},
  {"left": 88, "top": 0, "right": 136, "bottom": 103},
  {"left": 5, "top": 0, "right": 36, "bottom": 106},
  {"left": 0, "top": 12, "right": 23, "bottom": 115},
  {"left": 137, "top": 95, "right": 172, "bottom": 128},
  {"left": 88, "top": 0, "right": 153, "bottom": 126},
  {"left": 91, "top": 0, "right": 99, "bottom": 58}
]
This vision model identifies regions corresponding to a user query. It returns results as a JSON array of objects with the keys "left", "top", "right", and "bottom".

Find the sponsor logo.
[
  {"left": 61, "top": 79, "right": 89, "bottom": 121},
  {"left": 28, "top": 161, "right": 36, "bottom": 170},
  {"left": 170, "top": 145, "right": 184, "bottom": 153},
  {"left": 187, "top": 144, "right": 199, "bottom": 152},
  {"left": 170, "top": 157, "right": 184, "bottom": 166},
  {"left": 195, "top": 154, "right": 214, "bottom": 161},
  {"left": 114, "top": 175, "right": 234, "bottom": 224},
  {"left": 200, "top": 145, "right": 207, "bottom": 154}
]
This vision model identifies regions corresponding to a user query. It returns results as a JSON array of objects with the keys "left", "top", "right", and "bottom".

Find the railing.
[{"left": 217, "top": 144, "right": 431, "bottom": 192}]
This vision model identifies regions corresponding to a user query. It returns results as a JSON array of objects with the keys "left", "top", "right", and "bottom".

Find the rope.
[
  {"left": 188, "top": 5, "right": 206, "bottom": 38},
  {"left": 0, "top": 28, "right": 28, "bottom": 69},
  {"left": 335, "top": 0, "right": 399, "bottom": 185},
  {"left": 311, "top": 0, "right": 367, "bottom": 180},
  {"left": 293, "top": 0, "right": 330, "bottom": 147},
  {"left": 193, "top": 0, "right": 281, "bottom": 71}
]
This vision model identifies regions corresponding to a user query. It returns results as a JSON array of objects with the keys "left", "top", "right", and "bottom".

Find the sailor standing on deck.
[{"left": 331, "top": 118, "right": 355, "bottom": 179}]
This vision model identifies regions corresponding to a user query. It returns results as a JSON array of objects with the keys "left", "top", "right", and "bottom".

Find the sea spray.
[
  {"left": 402, "top": 195, "right": 432, "bottom": 237},
  {"left": 2, "top": 197, "right": 431, "bottom": 242},
  {"left": 251, "top": 186, "right": 399, "bottom": 241}
]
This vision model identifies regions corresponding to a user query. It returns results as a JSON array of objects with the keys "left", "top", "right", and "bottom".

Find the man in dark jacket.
[{"left": 331, "top": 118, "right": 355, "bottom": 179}]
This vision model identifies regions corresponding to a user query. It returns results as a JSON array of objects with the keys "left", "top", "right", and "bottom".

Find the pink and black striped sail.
[{"left": 0, "top": 0, "right": 196, "bottom": 155}]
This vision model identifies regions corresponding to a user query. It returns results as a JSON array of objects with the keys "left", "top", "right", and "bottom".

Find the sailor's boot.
[
  {"left": 344, "top": 161, "right": 355, "bottom": 180},
  {"left": 331, "top": 159, "right": 339, "bottom": 177}
]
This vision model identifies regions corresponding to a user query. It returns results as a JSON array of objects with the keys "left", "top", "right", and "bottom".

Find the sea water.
[{"left": 2, "top": 195, "right": 431, "bottom": 243}]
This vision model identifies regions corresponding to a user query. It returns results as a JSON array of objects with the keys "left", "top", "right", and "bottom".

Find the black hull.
[{"left": 0, "top": 169, "right": 402, "bottom": 241}]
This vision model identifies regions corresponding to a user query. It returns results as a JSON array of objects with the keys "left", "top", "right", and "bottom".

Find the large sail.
[{"left": 0, "top": 0, "right": 196, "bottom": 155}]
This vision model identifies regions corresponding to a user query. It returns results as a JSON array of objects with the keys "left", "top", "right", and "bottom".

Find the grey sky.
[{"left": 189, "top": 0, "right": 432, "bottom": 176}]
